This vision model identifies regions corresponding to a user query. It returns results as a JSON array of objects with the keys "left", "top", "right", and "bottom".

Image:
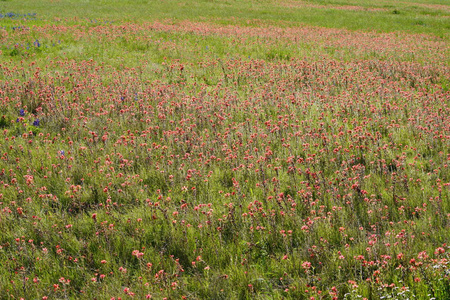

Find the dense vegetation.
[{"left": 0, "top": 0, "right": 449, "bottom": 299}]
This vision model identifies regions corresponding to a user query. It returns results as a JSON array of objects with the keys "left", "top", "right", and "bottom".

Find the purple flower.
[
  {"left": 33, "top": 119, "right": 40, "bottom": 126},
  {"left": 19, "top": 109, "right": 25, "bottom": 116}
]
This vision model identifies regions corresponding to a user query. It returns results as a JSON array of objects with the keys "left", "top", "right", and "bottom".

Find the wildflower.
[
  {"left": 302, "top": 261, "right": 312, "bottom": 270},
  {"left": 33, "top": 119, "right": 40, "bottom": 126},
  {"left": 132, "top": 250, "right": 144, "bottom": 258},
  {"left": 435, "top": 247, "right": 445, "bottom": 255},
  {"left": 59, "top": 277, "right": 70, "bottom": 284},
  {"left": 19, "top": 109, "right": 25, "bottom": 116}
]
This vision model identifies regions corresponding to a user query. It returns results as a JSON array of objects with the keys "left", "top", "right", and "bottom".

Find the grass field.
[{"left": 0, "top": 0, "right": 449, "bottom": 299}]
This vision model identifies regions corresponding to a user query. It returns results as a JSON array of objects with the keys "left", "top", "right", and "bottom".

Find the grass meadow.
[{"left": 0, "top": 0, "right": 449, "bottom": 299}]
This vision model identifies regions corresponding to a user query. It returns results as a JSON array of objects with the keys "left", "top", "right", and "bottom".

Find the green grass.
[
  {"left": 1, "top": 0, "right": 449, "bottom": 37},
  {"left": 0, "top": 0, "right": 449, "bottom": 299}
]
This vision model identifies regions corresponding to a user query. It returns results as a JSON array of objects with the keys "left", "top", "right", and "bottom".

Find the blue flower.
[
  {"left": 33, "top": 119, "right": 40, "bottom": 126},
  {"left": 60, "top": 150, "right": 65, "bottom": 156},
  {"left": 19, "top": 109, "right": 25, "bottom": 116},
  {"left": 16, "top": 118, "right": 20, "bottom": 123}
]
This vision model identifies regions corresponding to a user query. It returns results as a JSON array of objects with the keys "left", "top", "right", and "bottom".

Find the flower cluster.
[{"left": 0, "top": 8, "right": 448, "bottom": 300}]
